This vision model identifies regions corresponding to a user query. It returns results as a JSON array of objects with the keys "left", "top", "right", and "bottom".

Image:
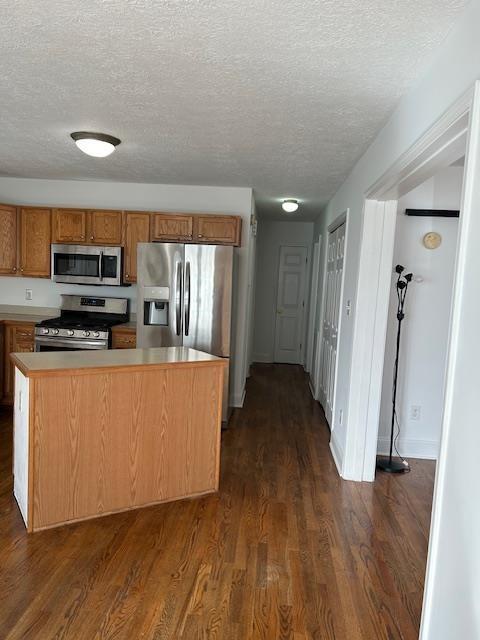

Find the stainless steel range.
[{"left": 35, "top": 295, "right": 129, "bottom": 352}]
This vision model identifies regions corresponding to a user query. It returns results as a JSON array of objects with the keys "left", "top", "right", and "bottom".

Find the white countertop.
[{"left": 11, "top": 346, "right": 225, "bottom": 377}]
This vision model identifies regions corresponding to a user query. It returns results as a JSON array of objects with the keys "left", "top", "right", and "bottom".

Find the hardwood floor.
[{"left": 0, "top": 364, "right": 435, "bottom": 639}]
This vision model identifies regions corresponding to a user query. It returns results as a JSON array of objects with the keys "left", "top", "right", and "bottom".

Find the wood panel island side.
[{"left": 10, "top": 347, "right": 226, "bottom": 532}]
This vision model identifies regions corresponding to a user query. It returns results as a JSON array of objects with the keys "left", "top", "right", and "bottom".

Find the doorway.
[
  {"left": 377, "top": 166, "right": 462, "bottom": 465},
  {"left": 318, "top": 215, "right": 346, "bottom": 427},
  {"left": 273, "top": 245, "right": 309, "bottom": 364}
]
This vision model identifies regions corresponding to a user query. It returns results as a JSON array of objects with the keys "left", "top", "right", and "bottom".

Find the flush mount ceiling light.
[
  {"left": 70, "top": 131, "right": 121, "bottom": 158},
  {"left": 282, "top": 199, "right": 299, "bottom": 213}
]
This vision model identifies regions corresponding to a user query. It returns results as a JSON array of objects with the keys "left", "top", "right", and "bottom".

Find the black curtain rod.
[{"left": 404, "top": 208, "right": 460, "bottom": 218}]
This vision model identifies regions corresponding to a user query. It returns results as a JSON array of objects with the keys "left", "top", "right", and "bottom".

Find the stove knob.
[
  {"left": 93, "top": 331, "right": 100, "bottom": 338},
  {"left": 41, "top": 327, "right": 49, "bottom": 335},
  {"left": 52, "top": 328, "right": 59, "bottom": 335},
  {"left": 83, "top": 330, "right": 90, "bottom": 337},
  {"left": 67, "top": 329, "right": 74, "bottom": 337}
]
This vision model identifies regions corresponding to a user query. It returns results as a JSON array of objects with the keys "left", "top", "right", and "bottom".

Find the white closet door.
[
  {"left": 319, "top": 222, "right": 345, "bottom": 426},
  {"left": 273, "top": 245, "right": 308, "bottom": 364}
]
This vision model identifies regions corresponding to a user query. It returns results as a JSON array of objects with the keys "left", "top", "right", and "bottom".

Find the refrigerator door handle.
[
  {"left": 184, "top": 261, "right": 191, "bottom": 336},
  {"left": 175, "top": 261, "right": 183, "bottom": 336}
]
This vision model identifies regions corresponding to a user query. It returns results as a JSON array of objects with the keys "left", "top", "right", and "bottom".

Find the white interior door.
[
  {"left": 319, "top": 222, "right": 346, "bottom": 426},
  {"left": 274, "top": 245, "right": 308, "bottom": 364},
  {"left": 305, "top": 240, "right": 320, "bottom": 374}
]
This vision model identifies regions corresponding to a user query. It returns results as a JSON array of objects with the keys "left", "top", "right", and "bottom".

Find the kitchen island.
[{"left": 11, "top": 347, "right": 226, "bottom": 532}]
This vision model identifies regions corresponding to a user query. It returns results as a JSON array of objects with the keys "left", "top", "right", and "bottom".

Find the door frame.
[
  {"left": 344, "top": 85, "right": 473, "bottom": 483},
  {"left": 273, "top": 243, "right": 310, "bottom": 365},
  {"left": 305, "top": 238, "right": 321, "bottom": 374}
]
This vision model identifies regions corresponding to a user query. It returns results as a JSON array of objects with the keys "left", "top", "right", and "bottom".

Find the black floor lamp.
[{"left": 377, "top": 265, "right": 412, "bottom": 474}]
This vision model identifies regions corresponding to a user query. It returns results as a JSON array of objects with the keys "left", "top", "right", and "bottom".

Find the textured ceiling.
[{"left": 0, "top": 0, "right": 468, "bottom": 221}]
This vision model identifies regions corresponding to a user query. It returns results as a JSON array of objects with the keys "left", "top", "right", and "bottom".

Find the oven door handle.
[
  {"left": 99, "top": 251, "right": 104, "bottom": 281},
  {"left": 35, "top": 336, "right": 108, "bottom": 350}
]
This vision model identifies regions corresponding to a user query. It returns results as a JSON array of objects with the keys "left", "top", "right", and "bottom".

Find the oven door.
[
  {"left": 35, "top": 337, "right": 108, "bottom": 352},
  {"left": 51, "top": 244, "right": 122, "bottom": 286}
]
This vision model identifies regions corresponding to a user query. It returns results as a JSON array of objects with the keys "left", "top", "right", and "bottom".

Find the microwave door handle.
[
  {"left": 184, "top": 261, "right": 191, "bottom": 336},
  {"left": 175, "top": 261, "right": 182, "bottom": 336},
  {"left": 98, "top": 251, "right": 104, "bottom": 281}
]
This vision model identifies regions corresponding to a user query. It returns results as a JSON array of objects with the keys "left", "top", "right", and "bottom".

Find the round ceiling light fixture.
[
  {"left": 70, "top": 131, "right": 121, "bottom": 158},
  {"left": 282, "top": 199, "right": 299, "bottom": 213}
]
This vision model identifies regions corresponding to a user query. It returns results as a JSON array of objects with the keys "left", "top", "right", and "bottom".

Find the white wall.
[
  {"left": 378, "top": 168, "right": 461, "bottom": 460},
  {"left": 312, "top": 1, "right": 480, "bottom": 636},
  {"left": 0, "top": 177, "right": 254, "bottom": 407},
  {"left": 313, "top": 0, "right": 480, "bottom": 474},
  {"left": 253, "top": 220, "right": 313, "bottom": 363}
]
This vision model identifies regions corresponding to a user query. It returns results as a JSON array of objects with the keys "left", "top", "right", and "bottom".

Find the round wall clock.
[{"left": 423, "top": 231, "right": 442, "bottom": 250}]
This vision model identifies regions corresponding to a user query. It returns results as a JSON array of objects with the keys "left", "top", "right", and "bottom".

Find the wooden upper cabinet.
[
  {"left": 89, "top": 210, "right": 123, "bottom": 245},
  {"left": 123, "top": 212, "right": 150, "bottom": 283},
  {"left": 19, "top": 208, "right": 51, "bottom": 277},
  {"left": 0, "top": 205, "right": 18, "bottom": 275},
  {"left": 195, "top": 215, "right": 241, "bottom": 246},
  {"left": 52, "top": 209, "right": 87, "bottom": 243},
  {"left": 151, "top": 213, "right": 194, "bottom": 241}
]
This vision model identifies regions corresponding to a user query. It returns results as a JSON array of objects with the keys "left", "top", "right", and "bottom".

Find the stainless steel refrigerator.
[{"left": 136, "top": 242, "right": 233, "bottom": 420}]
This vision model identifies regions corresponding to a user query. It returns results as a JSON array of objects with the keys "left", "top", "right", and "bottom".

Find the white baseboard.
[
  {"left": 329, "top": 431, "right": 344, "bottom": 477},
  {"left": 252, "top": 352, "right": 273, "bottom": 363},
  {"left": 230, "top": 386, "right": 246, "bottom": 409},
  {"left": 377, "top": 436, "right": 438, "bottom": 460}
]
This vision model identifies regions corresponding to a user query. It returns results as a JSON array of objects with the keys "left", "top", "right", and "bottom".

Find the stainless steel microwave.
[{"left": 51, "top": 244, "right": 123, "bottom": 286}]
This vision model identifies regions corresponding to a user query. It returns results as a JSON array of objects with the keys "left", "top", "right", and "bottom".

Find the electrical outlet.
[
  {"left": 410, "top": 405, "right": 421, "bottom": 421},
  {"left": 25, "top": 289, "right": 33, "bottom": 301}
]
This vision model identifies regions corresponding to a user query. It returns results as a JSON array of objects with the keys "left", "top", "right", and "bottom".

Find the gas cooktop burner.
[
  {"left": 34, "top": 294, "right": 130, "bottom": 351},
  {"left": 38, "top": 317, "right": 114, "bottom": 330}
]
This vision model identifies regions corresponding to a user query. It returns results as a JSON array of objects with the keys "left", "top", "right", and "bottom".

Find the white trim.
[
  {"left": 329, "top": 431, "right": 344, "bottom": 476},
  {"left": 367, "top": 87, "right": 473, "bottom": 200},
  {"left": 230, "top": 387, "right": 246, "bottom": 408},
  {"left": 420, "top": 81, "right": 480, "bottom": 640},
  {"left": 377, "top": 436, "right": 438, "bottom": 460},
  {"left": 328, "top": 210, "right": 347, "bottom": 233}
]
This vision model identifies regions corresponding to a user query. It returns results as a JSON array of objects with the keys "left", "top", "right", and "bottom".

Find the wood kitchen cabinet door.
[
  {"left": 123, "top": 212, "right": 150, "bottom": 283},
  {"left": 194, "top": 215, "right": 241, "bottom": 246},
  {"left": 89, "top": 210, "right": 123, "bottom": 245},
  {"left": 3, "top": 323, "right": 34, "bottom": 405},
  {"left": 151, "top": 213, "right": 193, "bottom": 241},
  {"left": 111, "top": 326, "right": 136, "bottom": 349},
  {"left": 52, "top": 209, "right": 87, "bottom": 243},
  {"left": 0, "top": 204, "right": 18, "bottom": 275},
  {"left": 19, "top": 208, "right": 52, "bottom": 277}
]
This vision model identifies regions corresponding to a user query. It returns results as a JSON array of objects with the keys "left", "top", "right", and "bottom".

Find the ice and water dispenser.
[{"left": 143, "top": 287, "right": 170, "bottom": 326}]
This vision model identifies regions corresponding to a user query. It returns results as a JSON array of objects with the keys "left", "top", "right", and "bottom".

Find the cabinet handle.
[
  {"left": 198, "top": 234, "right": 203, "bottom": 238},
  {"left": 12, "top": 267, "right": 16, "bottom": 272},
  {"left": 91, "top": 236, "right": 94, "bottom": 241},
  {"left": 21, "top": 268, "right": 24, "bottom": 272}
]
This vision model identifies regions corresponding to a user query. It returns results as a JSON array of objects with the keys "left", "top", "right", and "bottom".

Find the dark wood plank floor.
[{"left": 0, "top": 364, "right": 435, "bottom": 639}]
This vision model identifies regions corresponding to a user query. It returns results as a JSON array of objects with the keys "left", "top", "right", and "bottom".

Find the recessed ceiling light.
[
  {"left": 282, "top": 199, "right": 299, "bottom": 213},
  {"left": 70, "top": 131, "right": 121, "bottom": 158}
]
